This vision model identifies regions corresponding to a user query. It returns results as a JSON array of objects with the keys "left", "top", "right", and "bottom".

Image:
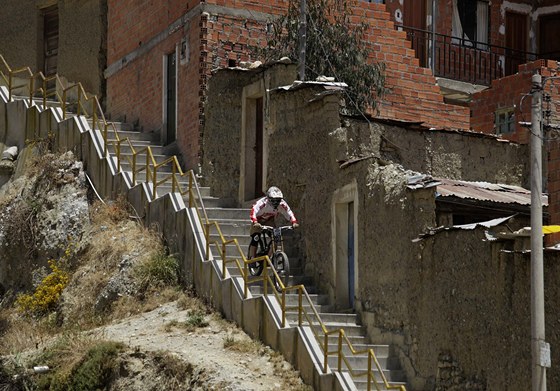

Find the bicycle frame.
[{"left": 257, "top": 226, "right": 288, "bottom": 257}]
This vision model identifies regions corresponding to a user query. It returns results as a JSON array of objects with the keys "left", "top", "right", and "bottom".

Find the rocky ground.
[{"left": 0, "top": 150, "right": 311, "bottom": 391}]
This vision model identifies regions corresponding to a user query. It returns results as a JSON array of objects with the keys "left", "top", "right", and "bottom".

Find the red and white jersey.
[{"left": 250, "top": 197, "right": 298, "bottom": 224}]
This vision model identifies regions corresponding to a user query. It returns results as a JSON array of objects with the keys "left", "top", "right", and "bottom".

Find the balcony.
[{"left": 398, "top": 25, "right": 546, "bottom": 102}]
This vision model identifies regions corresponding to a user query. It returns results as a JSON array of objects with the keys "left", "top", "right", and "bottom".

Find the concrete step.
[
  {"left": 286, "top": 311, "right": 358, "bottom": 325},
  {"left": 313, "top": 323, "right": 366, "bottom": 338},
  {"left": 157, "top": 184, "right": 211, "bottom": 198},
  {"left": 107, "top": 141, "right": 165, "bottom": 156},
  {"left": 205, "top": 220, "right": 251, "bottom": 236},
  {"left": 353, "top": 379, "right": 407, "bottom": 391},
  {"left": 327, "top": 343, "right": 391, "bottom": 359},
  {"left": 206, "top": 207, "right": 251, "bottom": 220},
  {"left": 105, "top": 129, "right": 159, "bottom": 142}
]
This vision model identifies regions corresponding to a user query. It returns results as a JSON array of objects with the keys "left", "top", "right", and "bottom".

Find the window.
[
  {"left": 495, "top": 108, "right": 515, "bottom": 135},
  {"left": 452, "top": 0, "right": 489, "bottom": 49}
]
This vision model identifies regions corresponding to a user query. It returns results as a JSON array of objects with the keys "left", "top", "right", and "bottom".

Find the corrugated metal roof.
[{"left": 435, "top": 178, "right": 548, "bottom": 206}]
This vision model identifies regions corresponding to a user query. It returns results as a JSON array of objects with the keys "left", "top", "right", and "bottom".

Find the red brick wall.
[
  {"left": 356, "top": 3, "right": 470, "bottom": 129},
  {"left": 470, "top": 59, "right": 560, "bottom": 223}
]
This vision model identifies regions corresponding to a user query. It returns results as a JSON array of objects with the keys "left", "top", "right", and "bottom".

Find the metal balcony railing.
[{"left": 398, "top": 25, "right": 540, "bottom": 86}]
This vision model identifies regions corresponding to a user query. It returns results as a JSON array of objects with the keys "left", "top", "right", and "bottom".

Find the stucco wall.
[
  {"left": 0, "top": 0, "right": 106, "bottom": 97},
  {"left": 201, "top": 64, "right": 549, "bottom": 390},
  {"left": 58, "top": 0, "right": 107, "bottom": 96},
  {"left": 202, "top": 63, "right": 298, "bottom": 202},
  {"left": 380, "top": 123, "right": 530, "bottom": 188},
  {"left": 0, "top": 0, "right": 40, "bottom": 69},
  {"left": 365, "top": 229, "right": 560, "bottom": 391}
]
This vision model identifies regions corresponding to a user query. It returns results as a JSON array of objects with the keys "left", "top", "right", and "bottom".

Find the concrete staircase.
[
  {"left": 104, "top": 126, "right": 408, "bottom": 391},
  {"left": 0, "top": 89, "right": 404, "bottom": 390}
]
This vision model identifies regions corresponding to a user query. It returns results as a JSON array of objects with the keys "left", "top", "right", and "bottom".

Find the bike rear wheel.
[
  {"left": 247, "top": 246, "right": 264, "bottom": 276},
  {"left": 272, "top": 252, "right": 290, "bottom": 292}
]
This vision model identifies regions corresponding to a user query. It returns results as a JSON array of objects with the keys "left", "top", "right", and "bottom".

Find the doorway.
[
  {"left": 505, "top": 11, "right": 527, "bottom": 76},
  {"left": 333, "top": 182, "right": 358, "bottom": 310},
  {"left": 403, "top": 0, "right": 427, "bottom": 67},
  {"left": 164, "top": 50, "right": 177, "bottom": 144},
  {"left": 539, "top": 13, "right": 560, "bottom": 61},
  {"left": 242, "top": 95, "right": 265, "bottom": 201},
  {"left": 42, "top": 5, "right": 58, "bottom": 93}
]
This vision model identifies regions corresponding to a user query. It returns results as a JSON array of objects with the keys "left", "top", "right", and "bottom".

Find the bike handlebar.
[{"left": 261, "top": 225, "right": 293, "bottom": 231}]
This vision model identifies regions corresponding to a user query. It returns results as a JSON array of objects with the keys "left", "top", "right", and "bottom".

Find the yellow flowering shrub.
[{"left": 17, "top": 258, "right": 69, "bottom": 316}]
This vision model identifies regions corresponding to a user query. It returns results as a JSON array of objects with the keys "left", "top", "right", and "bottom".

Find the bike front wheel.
[
  {"left": 272, "top": 252, "right": 290, "bottom": 292},
  {"left": 247, "top": 246, "right": 264, "bottom": 276}
]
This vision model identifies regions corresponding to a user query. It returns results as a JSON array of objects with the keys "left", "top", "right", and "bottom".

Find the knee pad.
[{"left": 250, "top": 233, "right": 260, "bottom": 246}]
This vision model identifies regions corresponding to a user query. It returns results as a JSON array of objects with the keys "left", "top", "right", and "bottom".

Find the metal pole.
[
  {"left": 530, "top": 72, "right": 547, "bottom": 391},
  {"left": 298, "top": 0, "right": 306, "bottom": 81}
]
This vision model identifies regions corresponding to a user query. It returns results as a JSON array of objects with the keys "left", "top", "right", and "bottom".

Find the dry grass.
[
  {"left": 0, "top": 308, "right": 58, "bottom": 355},
  {"left": 61, "top": 199, "right": 171, "bottom": 328},
  {"left": 223, "top": 334, "right": 262, "bottom": 353}
]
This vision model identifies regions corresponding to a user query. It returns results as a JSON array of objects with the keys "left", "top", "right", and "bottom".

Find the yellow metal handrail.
[{"left": 0, "top": 54, "right": 406, "bottom": 391}]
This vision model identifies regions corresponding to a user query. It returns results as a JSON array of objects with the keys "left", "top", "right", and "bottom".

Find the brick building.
[{"left": 104, "top": 0, "right": 471, "bottom": 171}]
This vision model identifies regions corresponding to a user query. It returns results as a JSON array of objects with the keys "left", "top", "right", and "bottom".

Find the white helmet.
[{"left": 266, "top": 186, "right": 283, "bottom": 208}]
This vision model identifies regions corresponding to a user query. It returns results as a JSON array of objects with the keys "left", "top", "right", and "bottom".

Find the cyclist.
[{"left": 248, "top": 186, "right": 299, "bottom": 259}]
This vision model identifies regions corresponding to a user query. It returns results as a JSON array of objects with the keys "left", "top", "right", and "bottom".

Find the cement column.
[{"left": 530, "top": 72, "right": 546, "bottom": 391}]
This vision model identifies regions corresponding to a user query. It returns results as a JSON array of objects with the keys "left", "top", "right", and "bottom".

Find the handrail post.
[
  {"left": 298, "top": 286, "right": 303, "bottom": 326},
  {"left": 42, "top": 77, "right": 47, "bottom": 108},
  {"left": 205, "top": 223, "right": 210, "bottom": 260},
  {"left": 77, "top": 87, "right": 81, "bottom": 116},
  {"left": 338, "top": 330, "right": 343, "bottom": 371},
  {"left": 263, "top": 260, "right": 268, "bottom": 295},
  {"left": 281, "top": 289, "right": 286, "bottom": 328},
  {"left": 8, "top": 72, "right": 12, "bottom": 101},
  {"left": 323, "top": 333, "right": 329, "bottom": 373},
  {"left": 222, "top": 242, "right": 227, "bottom": 279},
  {"left": 152, "top": 166, "right": 157, "bottom": 200},
  {"left": 62, "top": 90, "right": 67, "bottom": 119},
  {"left": 132, "top": 153, "right": 137, "bottom": 185},
  {"left": 367, "top": 351, "right": 373, "bottom": 391},
  {"left": 189, "top": 172, "right": 193, "bottom": 208},
  {"left": 243, "top": 261, "right": 248, "bottom": 299},
  {"left": 28, "top": 76, "right": 34, "bottom": 106}
]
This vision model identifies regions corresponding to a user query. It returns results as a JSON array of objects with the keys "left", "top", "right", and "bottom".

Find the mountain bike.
[{"left": 247, "top": 225, "right": 292, "bottom": 292}]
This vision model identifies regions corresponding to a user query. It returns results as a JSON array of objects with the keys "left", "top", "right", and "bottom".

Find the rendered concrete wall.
[
  {"left": 380, "top": 123, "right": 530, "bottom": 188},
  {"left": 0, "top": 0, "right": 40, "bottom": 70},
  {"left": 0, "top": 0, "right": 106, "bottom": 98},
  {"left": 200, "top": 64, "right": 553, "bottom": 390}
]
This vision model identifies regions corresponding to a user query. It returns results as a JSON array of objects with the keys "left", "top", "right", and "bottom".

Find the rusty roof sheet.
[{"left": 435, "top": 178, "right": 548, "bottom": 206}]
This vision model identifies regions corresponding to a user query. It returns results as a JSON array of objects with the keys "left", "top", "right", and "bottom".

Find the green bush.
[
  {"left": 135, "top": 252, "right": 179, "bottom": 288},
  {"left": 65, "top": 342, "right": 123, "bottom": 391},
  {"left": 41, "top": 341, "right": 124, "bottom": 391}
]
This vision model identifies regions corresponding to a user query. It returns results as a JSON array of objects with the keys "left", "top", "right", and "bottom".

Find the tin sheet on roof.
[{"left": 435, "top": 178, "right": 548, "bottom": 206}]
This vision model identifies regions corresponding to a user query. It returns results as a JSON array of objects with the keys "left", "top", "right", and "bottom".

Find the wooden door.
[
  {"left": 254, "top": 97, "right": 264, "bottom": 198},
  {"left": 403, "top": 0, "right": 427, "bottom": 66},
  {"left": 43, "top": 5, "right": 58, "bottom": 77},
  {"left": 505, "top": 11, "right": 527, "bottom": 76},
  {"left": 540, "top": 14, "right": 560, "bottom": 61},
  {"left": 165, "top": 51, "right": 177, "bottom": 144}
]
